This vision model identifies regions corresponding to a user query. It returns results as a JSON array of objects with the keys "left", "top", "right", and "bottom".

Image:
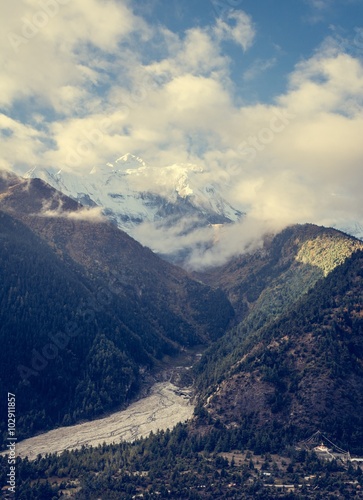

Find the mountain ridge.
[
  {"left": 193, "top": 224, "right": 363, "bottom": 402},
  {"left": 197, "top": 249, "right": 363, "bottom": 453},
  {"left": 0, "top": 172, "right": 234, "bottom": 445},
  {"left": 24, "top": 155, "right": 243, "bottom": 235}
]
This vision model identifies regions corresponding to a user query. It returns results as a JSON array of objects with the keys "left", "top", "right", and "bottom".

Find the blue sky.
[
  {"left": 133, "top": 0, "right": 363, "bottom": 102},
  {"left": 1, "top": 0, "right": 363, "bottom": 238}
]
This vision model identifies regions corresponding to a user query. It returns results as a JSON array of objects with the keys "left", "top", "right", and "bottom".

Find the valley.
[
  {"left": 2, "top": 2, "right": 363, "bottom": 496},
  {"left": 1, "top": 171, "right": 363, "bottom": 498},
  {"left": 0, "top": 172, "right": 233, "bottom": 445},
  {"left": 2, "top": 348, "right": 202, "bottom": 461},
  {"left": 3, "top": 381, "right": 194, "bottom": 460}
]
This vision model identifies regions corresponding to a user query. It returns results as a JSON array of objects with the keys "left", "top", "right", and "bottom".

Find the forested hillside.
[
  {"left": 2, "top": 421, "right": 363, "bottom": 498},
  {"left": 0, "top": 174, "right": 233, "bottom": 446},
  {"left": 197, "top": 224, "right": 363, "bottom": 322},
  {"left": 0, "top": 210, "right": 153, "bottom": 444},
  {"left": 0, "top": 174, "right": 234, "bottom": 345},
  {"left": 2, "top": 207, "right": 363, "bottom": 497},
  {"left": 194, "top": 224, "right": 363, "bottom": 393},
  {"left": 197, "top": 249, "right": 363, "bottom": 453}
]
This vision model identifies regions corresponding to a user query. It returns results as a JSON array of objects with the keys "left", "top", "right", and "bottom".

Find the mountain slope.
[
  {"left": 0, "top": 173, "right": 234, "bottom": 345},
  {"left": 0, "top": 209, "right": 142, "bottom": 443},
  {"left": 194, "top": 224, "right": 363, "bottom": 396},
  {"left": 197, "top": 224, "right": 363, "bottom": 322},
  {"left": 0, "top": 172, "right": 234, "bottom": 444},
  {"left": 197, "top": 250, "right": 363, "bottom": 453}
]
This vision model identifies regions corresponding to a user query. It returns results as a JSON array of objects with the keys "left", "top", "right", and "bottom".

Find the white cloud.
[
  {"left": 132, "top": 215, "right": 282, "bottom": 271},
  {"left": 0, "top": 0, "right": 149, "bottom": 110},
  {"left": 307, "top": 0, "right": 332, "bottom": 10},
  {"left": 214, "top": 10, "right": 256, "bottom": 51},
  {"left": 35, "top": 191, "right": 105, "bottom": 221},
  {"left": 173, "top": 28, "right": 228, "bottom": 76},
  {"left": 226, "top": 49, "right": 363, "bottom": 234},
  {"left": 41, "top": 205, "right": 105, "bottom": 222},
  {"left": 0, "top": 114, "right": 46, "bottom": 170},
  {"left": 243, "top": 58, "right": 277, "bottom": 82},
  {"left": 2, "top": 3, "right": 363, "bottom": 267}
]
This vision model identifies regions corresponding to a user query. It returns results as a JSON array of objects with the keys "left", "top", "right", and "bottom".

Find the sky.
[{"left": 1, "top": 0, "right": 363, "bottom": 265}]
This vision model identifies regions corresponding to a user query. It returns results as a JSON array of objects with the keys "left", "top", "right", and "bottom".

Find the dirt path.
[{"left": 5, "top": 382, "right": 194, "bottom": 460}]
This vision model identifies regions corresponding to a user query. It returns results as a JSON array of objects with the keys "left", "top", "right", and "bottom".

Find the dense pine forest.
[
  {"left": 195, "top": 249, "right": 363, "bottom": 454},
  {"left": 1, "top": 422, "right": 363, "bottom": 499},
  {"left": 0, "top": 205, "right": 232, "bottom": 446},
  {"left": 1, "top": 175, "right": 363, "bottom": 499},
  {"left": 2, "top": 248, "right": 363, "bottom": 498}
]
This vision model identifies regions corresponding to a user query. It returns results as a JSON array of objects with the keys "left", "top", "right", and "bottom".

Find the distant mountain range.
[
  {"left": 23, "top": 154, "right": 363, "bottom": 254},
  {"left": 24, "top": 154, "right": 243, "bottom": 254}
]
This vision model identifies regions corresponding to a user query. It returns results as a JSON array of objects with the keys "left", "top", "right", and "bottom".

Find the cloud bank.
[{"left": 1, "top": 1, "right": 363, "bottom": 267}]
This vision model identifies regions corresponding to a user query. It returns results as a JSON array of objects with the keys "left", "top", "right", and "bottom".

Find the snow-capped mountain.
[
  {"left": 24, "top": 153, "right": 243, "bottom": 243},
  {"left": 22, "top": 154, "right": 362, "bottom": 264}
]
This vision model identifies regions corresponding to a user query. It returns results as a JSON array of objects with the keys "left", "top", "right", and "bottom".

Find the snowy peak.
[
  {"left": 89, "top": 154, "right": 146, "bottom": 178},
  {"left": 90, "top": 163, "right": 114, "bottom": 175},
  {"left": 23, "top": 155, "right": 243, "bottom": 240},
  {"left": 20, "top": 156, "right": 362, "bottom": 265},
  {"left": 115, "top": 153, "right": 147, "bottom": 169},
  {"left": 151, "top": 163, "right": 202, "bottom": 199}
]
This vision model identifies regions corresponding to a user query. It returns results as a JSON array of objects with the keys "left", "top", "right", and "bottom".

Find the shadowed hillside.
[
  {"left": 0, "top": 173, "right": 233, "bottom": 446},
  {"left": 197, "top": 250, "right": 363, "bottom": 453},
  {"left": 194, "top": 224, "right": 363, "bottom": 393}
]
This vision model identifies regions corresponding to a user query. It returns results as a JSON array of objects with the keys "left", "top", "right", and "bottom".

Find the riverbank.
[{"left": 2, "top": 382, "right": 194, "bottom": 460}]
